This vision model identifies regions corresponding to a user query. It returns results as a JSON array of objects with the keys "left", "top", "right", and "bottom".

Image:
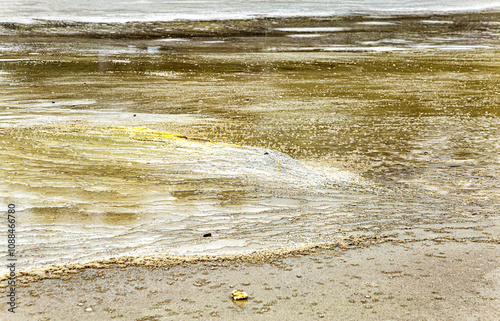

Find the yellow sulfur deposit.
[{"left": 109, "top": 126, "right": 241, "bottom": 147}]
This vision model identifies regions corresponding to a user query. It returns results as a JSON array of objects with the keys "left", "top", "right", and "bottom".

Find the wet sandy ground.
[
  {"left": 1, "top": 213, "right": 499, "bottom": 320},
  {"left": 1, "top": 226, "right": 499, "bottom": 320}
]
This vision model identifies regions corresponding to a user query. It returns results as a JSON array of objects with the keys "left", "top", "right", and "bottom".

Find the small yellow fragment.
[{"left": 231, "top": 290, "right": 248, "bottom": 300}]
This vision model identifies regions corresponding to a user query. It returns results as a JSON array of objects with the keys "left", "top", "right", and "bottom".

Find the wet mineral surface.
[{"left": 0, "top": 12, "right": 499, "bottom": 320}]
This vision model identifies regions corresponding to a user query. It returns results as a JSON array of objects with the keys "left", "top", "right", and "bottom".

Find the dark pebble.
[{"left": 203, "top": 233, "right": 212, "bottom": 237}]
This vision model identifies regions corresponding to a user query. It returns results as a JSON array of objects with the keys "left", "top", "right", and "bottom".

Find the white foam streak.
[{"left": 1, "top": 1, "right": 499, "bottom": 23}]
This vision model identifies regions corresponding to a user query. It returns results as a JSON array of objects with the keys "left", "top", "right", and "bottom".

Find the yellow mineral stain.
[{"left": 109, "top": 126, "right": 241, "bottom": 147}]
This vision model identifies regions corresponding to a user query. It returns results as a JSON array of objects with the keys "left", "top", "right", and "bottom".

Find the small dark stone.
[
  {"left": 264, "top": 152, "right": 269, "bottom": 155},
  {"left": 133, "top": 114, "right": 136, "bottom": 117},
  {"left": 424, "top": 152, "right": 430, "bottom": 155},
  {"left": 52, "top": 101, "right": 55, "bottom": 103},
  {"left": 203, "top": 233, "right": 212, "bottom": 237}
]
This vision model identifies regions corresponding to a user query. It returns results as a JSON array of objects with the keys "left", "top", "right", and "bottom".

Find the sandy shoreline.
[{"left": 2, "top": 219, "right": 499, "bottom": 320}]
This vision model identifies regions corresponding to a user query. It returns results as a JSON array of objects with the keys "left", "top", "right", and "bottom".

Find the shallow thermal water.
[{"left": 0, "top": 8, "right": 499, "bottom": 275}]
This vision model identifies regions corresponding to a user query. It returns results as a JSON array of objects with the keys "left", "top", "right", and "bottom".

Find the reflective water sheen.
[
  {"left": 0, "top": 9, "right": 499, "bottom": 275},
  {"left": 1, "top": 0, "right": 500, "bottom": 22}
]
